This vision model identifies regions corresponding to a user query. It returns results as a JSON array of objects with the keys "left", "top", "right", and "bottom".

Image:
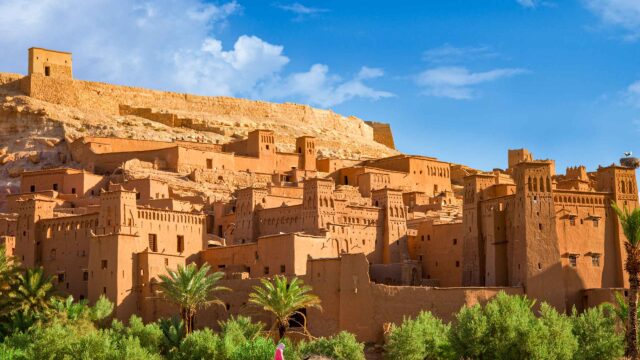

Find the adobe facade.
[{"left": 0, "top": 48, "right": 636, "bottom": 342}]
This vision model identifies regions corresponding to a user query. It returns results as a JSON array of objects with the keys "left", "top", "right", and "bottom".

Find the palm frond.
[{"left": 612, "top": 201, "right": 640, "bottom": 247}]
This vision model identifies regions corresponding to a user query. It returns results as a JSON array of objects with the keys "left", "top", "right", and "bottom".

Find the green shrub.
[
  {"left": 449, "top": 303, "right": 487, "bottom": 359},
  {"left": 301, "top": 331, "right": 365, "bottom": 360},
  {"left": 530, "top": 303, "right": 576, "bottom": 360},
  {"left": 218, "top": 315, "right": 264, "bottom": 340},
  {"left": 482, "top": 292, "right": 542, "bottom": 359},
  {"left": 384, "top": 311, "right": 450, "bottom": 360},
  {"left": 171, "top": 328, "right": 220, "bottom": 360},
  {"left": 230, "top": 336, "right": 276, "bottom": 360},
  {"left": 571, "top": 305, "right": 624, "bottom": 360},
  {"left": 450, "top": 292, "right": 578, "bottom": 360},
  {"left": 114, "top": 336, "right": 163, "bottom": 360},
  {"left": 113, "top": 316, "right": 164, "bottom": 355},
  {"left": 0, "top": 343, "right": 24, "bottom": 360}
]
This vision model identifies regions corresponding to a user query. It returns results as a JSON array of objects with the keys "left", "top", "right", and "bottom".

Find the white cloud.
[
  {"left": 423, "top": 44, "right": 498, "bottom": 64},
  {"left": 416, "top": 67, "right": 527, "bottom": 100},
  {"left": 267, "top": 65, "right": 394, "bottom": 108},
  {"left": 584, "top": 0, "right": 640, "bottom": 39},
  {"left": 517, "top": 0, "right": 537, "bottom": 8},
  {"left": 173, "top": 35, "right": 289, "bottom": 96},
  {"left": 275, "top": 3, "right": 329, "bottom": 22},
  {"left": 516, "top": 0, "right": 557, "bottom": 9},
  {"left": 626, "top": 80, "right": 640, "bottom": 106},
  {"left": 0, "top": 0, "right": 389, "bottom": 108},
  {"left": 276, "top": 3, "right": 329, "bottom": 15}
]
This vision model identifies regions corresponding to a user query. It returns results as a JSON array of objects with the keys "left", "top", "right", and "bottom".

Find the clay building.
[
  {"left": 0, "top": 48, "right": 637, "bottom": 343},
  {"left": 462, "top": 149, "right": 638, "bottom": 310}
]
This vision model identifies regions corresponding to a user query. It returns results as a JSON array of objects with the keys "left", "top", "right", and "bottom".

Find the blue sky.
[{"left": 0, "top": 0, "right": 639, "bottom": 173}]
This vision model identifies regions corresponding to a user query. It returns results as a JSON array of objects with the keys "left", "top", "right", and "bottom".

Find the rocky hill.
[{"left": 0, "top": 71, "right": 398, "bottom": 199}]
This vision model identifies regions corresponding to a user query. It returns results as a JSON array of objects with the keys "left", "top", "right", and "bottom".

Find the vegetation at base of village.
[
  {"left": 0, "top": 244, "right": 636, "bottom": 360},
  {"left": 384, "top": 292, "right": 625, "bottom": 360}
]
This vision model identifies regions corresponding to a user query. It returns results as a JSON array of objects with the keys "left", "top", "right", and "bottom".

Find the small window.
[
  {"left": 421, "top": 235, "right": 425, "bottom": 241},
  {"left": 569, "top": 255, "right": 577, "bottom": 268},
  {"left": 83, "top": 271, "right": 89, "bottom": 281},
  {"left": 453, "top": 238, "right": 458, "bottom": 245},
  {"left": 280, "top": 265, "right": 286, "bottom": 273},
  {"left": 136, "top": 192, "right": 141, "bottom": 200},
  {"left": 593, "top": 219, "right": 599, "bottom": 228},
  {"left": 266, "top": 145, "right": 270, "bottom": 150},
  {"left": 71, "top": 187, "right": 76, "bottom": 194},
  {"left": 592, "top": 255, "right": 601, "bottom": 267},
  {"left": 149, "top": 234, "right": 158, "bottom": 252},
  {"left": 264, "top": 266, "right": 270, "bottom": 275},
  {"left": 30, "top": 185, "right": 35, "bottom": 193},
  {"left": 539, "top": 223, "right": 543, "bottom": 230},
  {"left": 206, "top": 159, "right": 213, "bottom": 169},
  {"left": 101, "top": 260, "right": 108, "bottom": 269},
  {"left": 57, "top": 273, "right": 65, "bottom": 283},
  {"left": 455, "top": 261, "right": 460, "bottom": 268},
  {"left": 103, "top": 287, "right": 107, "bottom": 294},
  {"left": 164, "top": 258, "right": 169, "bottom": 266},
  {"left": 427, "top": 235, "right": 431, "bottom": 241},
  {"left": 177, "top": 235, "right": 184, "bottom": 252},
  {"left": 44, "top": 66, "right": 51, "bottom": 76},
  {"left": 52, "top": 183, "right": 58, "bottom": 191},
  {"left": 569, "top": 218, "right": 576, "bottom": 226}
]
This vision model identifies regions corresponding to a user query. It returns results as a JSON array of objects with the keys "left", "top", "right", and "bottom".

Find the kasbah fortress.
[{"left": 0, "top": 47, "right": 638, "bottom": 343}]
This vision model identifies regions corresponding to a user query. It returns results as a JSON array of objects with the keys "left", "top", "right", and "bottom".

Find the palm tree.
[
  {"left": 612, "top": 201, "right": 640, "bottom": 359},
  {"left": 157, "top": 263, "right": 229, "bottom": 334},
  {"left": 0, "top": 245, "right": 18, "bottom": 297},
  {"left": 249, "top": 275, "right": 322, "bottom": 340},
  {"left": 8, "top": 267, "right": 57, "bottom": 317}
]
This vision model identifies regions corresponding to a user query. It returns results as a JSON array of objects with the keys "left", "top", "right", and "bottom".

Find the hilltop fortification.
[{"left": 0, "top": 48, "right": 396, "bottom": 195}]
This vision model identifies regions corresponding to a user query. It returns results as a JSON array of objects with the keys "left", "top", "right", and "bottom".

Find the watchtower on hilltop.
[{"left": 28, "top": 47, "right": 72, "bottom": 79}]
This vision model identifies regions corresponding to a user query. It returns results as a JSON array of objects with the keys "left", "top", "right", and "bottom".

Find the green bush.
[
  {"left": 229, "top": 336, "right": 276, "bottom": 360},
  {"left": 171, "top": 328, "right": 220, "bottom": 360},
  {"left": 300, "top": 331, "right": 365, "bottom": 360},
  {"left": 112, "top": 316, "right": 164, "bottom": 355},
  {"left": 449, "top": 292, "right": 579, "bottom": 360},
  {"left": 0, "top": 343, "right": 24, "bottom": 360},
  {"left": 448, "top": 303, "right": 487, "bottom": 359},
  {"left": 384, "top": 311, "right": 450, "bottom": 360},
  {"left": 218, "top": 315, "right": 264, "bottom": 340},
  {"left": 531, "top": 303, "right": 576, "bottom": 360},
  {"left": 571, "top": 305, "right": 624, "bottom": 360},
  {"left": 2, "top": 319, "right": 161, "bottom": 360}
]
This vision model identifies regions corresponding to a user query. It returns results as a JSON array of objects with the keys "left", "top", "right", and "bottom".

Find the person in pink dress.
[{"left": 274, "top": 343, "right": 285, "bottom": 360}]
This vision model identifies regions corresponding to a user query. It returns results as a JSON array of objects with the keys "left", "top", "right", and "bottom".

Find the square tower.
[
  {"left": 296, "top": 136, "right": 317, "bottom": 171},
  {"left": 247, "top": 129, "right": 276, "bottom": 158},
  {"left": 28, "top": 47, "right": 73, "bottom": 79}
]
